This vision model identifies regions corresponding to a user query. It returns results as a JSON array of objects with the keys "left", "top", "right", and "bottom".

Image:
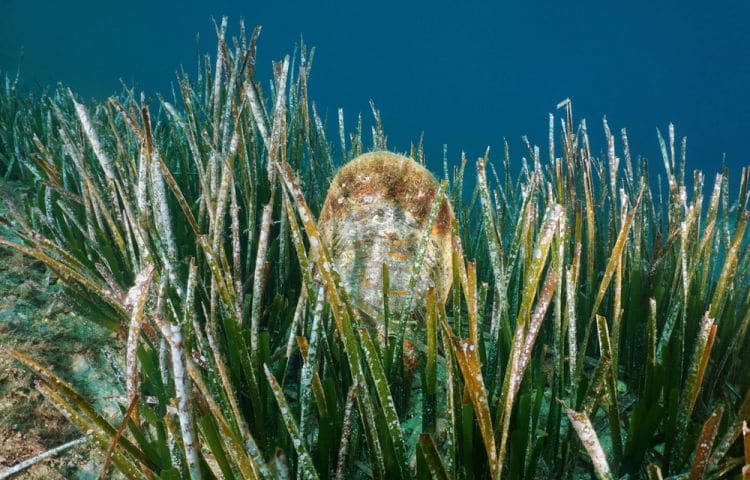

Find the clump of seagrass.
[
  {"left": 318, "top": 151, "right": 454, "bottom": 333},
  {"left": 1, "top": 18, "right": 749, "bottom": 480}
]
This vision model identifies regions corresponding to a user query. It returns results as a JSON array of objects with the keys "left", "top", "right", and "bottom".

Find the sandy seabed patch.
[{"left": 0, "top": 183, "right": 121, "bottom": 479}]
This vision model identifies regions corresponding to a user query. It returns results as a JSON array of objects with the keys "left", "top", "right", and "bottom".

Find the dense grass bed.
[{"left": 0, "top": 20, "right": 748, "bottom": 479}]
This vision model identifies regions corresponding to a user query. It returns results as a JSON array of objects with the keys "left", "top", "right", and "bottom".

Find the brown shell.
[{"left": 318, "top": 151, "right": 454, "bottom": 329}]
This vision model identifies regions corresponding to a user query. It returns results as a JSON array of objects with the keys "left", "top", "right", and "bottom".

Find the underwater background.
[
  {"left": 2, "top": 1, "right": 750, "bottom": 479},
  {"left": 2, "top": 0, "right": 749, "bottom": 175}
]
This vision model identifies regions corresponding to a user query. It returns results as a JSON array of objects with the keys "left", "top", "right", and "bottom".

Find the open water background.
[{"left": 2, "top": 0, "right": 749, "bottom": 178}]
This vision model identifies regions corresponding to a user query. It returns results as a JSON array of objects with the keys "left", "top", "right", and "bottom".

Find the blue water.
[{"left": 2, "top": 0, "right": 748, "bottom": 178}]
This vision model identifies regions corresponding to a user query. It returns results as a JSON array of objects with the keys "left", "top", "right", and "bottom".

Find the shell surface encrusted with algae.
[{"left": 319, "top": 151, "right": 454, "bottom": 330}]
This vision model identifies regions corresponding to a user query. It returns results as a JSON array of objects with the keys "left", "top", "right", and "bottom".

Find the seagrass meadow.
[{"left": 1, "top": 20, "right": 749, "bottom": 479}]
